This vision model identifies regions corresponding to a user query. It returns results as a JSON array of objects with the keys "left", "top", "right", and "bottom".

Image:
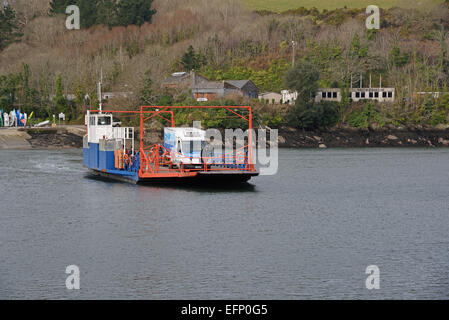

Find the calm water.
[{"left": 0, "top": 148, "right": 448, "bottom": 300}]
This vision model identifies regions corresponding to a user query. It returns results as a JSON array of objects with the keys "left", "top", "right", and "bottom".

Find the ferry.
[{"left": 83, "top": 105, "right": 259, "bottom": 185}]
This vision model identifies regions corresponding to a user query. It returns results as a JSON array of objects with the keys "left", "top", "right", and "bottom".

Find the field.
[{"left": 241, "top": 0, "right": 443, "bottom": 12}]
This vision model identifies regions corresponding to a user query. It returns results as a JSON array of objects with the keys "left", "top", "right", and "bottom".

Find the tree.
[
  {"left": 77, "top": 0, "right": 99, "bottom": 28},
  {"left": 53, "top": 75, "right": 68, "bottom": 114},
  {"left": 181, "top": 45, "right": 206, "bottom": 71},
  {"left": 389, "top": 46, "right": 410, "bottom": 68},
  {"left": 139, "top": 70, "right": 154, "bottom": 105},
  {"left": 284, "top": 60, "right": 320, "bottom": 104},
  {"left": 287, "top": 101, "right": 339, "bottom": 130},
  {"left": 96, "top": 0, "right": 118, "bottom": 28},
  {"left": 285, "top": 61, "right": 340, "bottom": 130},
  {"left": 49, "top": 0, "right": 73, "bottom": 14},
  {"left": 0, "top": 4, "right": 22, "bottom": 50},
  {"left": 116, "top": 0, "right": 156, "bottom": 26}
]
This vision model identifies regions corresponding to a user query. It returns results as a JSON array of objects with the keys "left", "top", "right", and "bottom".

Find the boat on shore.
[{"left": 83, "top": 106, "right": 259, "bottom": 185}]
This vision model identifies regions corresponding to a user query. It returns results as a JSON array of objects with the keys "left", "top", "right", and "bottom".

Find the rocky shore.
[
  {"left": 0, "top": 126, "right": 84, "bottom": 150},
  {"left": 1, "top": 126, "right": 449, "bottom": 150},
  {"left": 278, "top": 127, "right": 449, "bottom": 148}
]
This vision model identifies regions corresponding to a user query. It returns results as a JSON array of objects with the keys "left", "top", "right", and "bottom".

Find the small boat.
[{"left": 83, "top": 105, "right": 259, "bottom": 185}]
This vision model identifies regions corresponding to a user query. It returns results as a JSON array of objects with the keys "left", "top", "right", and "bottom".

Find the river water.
[{"left": 0, "top": 148, "right": 448, "bottom": 300}]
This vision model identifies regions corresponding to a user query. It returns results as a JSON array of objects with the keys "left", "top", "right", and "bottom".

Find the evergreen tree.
[
  {"left": 181, "top": 45, "right": 206, "bottom": 71},
  {"left": 49, "top": 0, "right": 73, "bottom": 14},
  {"left": 284, "top": 60, "right": 320, "bottom": 104},
  {"left": 0, "top": 4, "right": 22, "bottom": 50},
  {"left": 116, "top": 0, "right": 156, "bottom": 26},
  {"left": 77, "top": 0, "right": 99, "bottom": 28},
  {"left": 96, "top": 0, "right": 118, "bottom": 28},
  {"left": 139, "top": 70, "right": 154, "bottom": 105},
  {"left": 54, "top": 75, "right": 68, "bottom": 114},
  {"left": 49, "top": 0, "right": 156, "bottom": 28}
]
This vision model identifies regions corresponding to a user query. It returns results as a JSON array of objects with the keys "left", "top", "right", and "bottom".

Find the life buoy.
[{"left": 124, "top": 154, "right": 132, "bottom": 166}]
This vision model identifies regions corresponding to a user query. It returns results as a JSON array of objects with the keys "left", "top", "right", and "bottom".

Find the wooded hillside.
[{"left": 1, "top": 0, "right": 449, "bottom": 129}]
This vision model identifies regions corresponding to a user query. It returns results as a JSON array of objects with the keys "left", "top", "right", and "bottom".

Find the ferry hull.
[{"left": 88, "top": 169, "right": 258, "bottom": 185}]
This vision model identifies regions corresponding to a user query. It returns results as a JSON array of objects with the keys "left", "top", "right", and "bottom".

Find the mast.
[{"left": 98, "top": 69, "right": 103, "bottom": 114}]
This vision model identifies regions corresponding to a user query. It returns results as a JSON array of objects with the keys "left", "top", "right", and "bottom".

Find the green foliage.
[
  {"left": 139, "top": 70, "right": 154, "bottom": 105},
  {"left": 181, "top": 45, "right": 207, "bottom": 71},
  {"left": 389, "top": 46, "right": 410, "bottom": 67},
  {"left": 0, "top": 4, "right": 22, "bottom": 50},
  {"left": 431, "top": 110, "right": 447, "bottom": 125},
  {"left": 262, "top": 112, "right": 284, "bottom": 128},
  {"left": 0, "top": 64, "right": 40, "bottom": 115},
  {"left": 49, "top": 0, "right": 156, "bottom": 28},
  {"left": 284, "top": 60, "right": 320, "bottom": 104},
  {"left": 156, "top": 94, "right": 174, "bottom": 106},
  {"left": 96, "top": 0, "right": 118, "bottom": 28},
  {"left": 202, "top": 59, "right": 290, "bottom": 92},
  {"left": 350, "top": 34, "right": 368, "bottom": 58},
  {"left": 116, "top": 0, "right": 157, "bottom": 26},
  {"left": 288, "top": 101, "right": 340, "bottom": 130},
  {"left": 347, "top": 103, "right": 384, "bottom": 128},
  {"left": 53, "top": 75, "right": 68, "bottom": 114},
  {"left": 49, "top": 0, "right": 73, "bottom": 14}
]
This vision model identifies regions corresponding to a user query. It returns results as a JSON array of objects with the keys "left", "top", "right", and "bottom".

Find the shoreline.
[
  {"left": 1, "top": 126, "right": 449, "bottom": 150},
  {"left": 0, "top": 127, "right": 84, "bottom": 150},
  {"left": 278, "top": 127, "right": 449, "bottom": 148}
]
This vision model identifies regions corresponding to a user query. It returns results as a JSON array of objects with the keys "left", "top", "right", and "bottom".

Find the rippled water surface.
[{"left": 1, "top": 148, "right": 448, "bottom": 299}]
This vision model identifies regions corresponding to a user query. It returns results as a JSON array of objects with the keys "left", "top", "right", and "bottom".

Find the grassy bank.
[{"left": 241, "top": 0, "right": 442, "bottom": 11}]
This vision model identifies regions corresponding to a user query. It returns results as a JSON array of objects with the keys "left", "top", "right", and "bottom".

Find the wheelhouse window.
[{"left": 98, "top": 116, "right": 112, "bottom": 126}]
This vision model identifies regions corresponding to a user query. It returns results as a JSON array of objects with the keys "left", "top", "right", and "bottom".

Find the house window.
[
  {"left": 375, "top": 92, "right": 379, "bottom": 98},
  {"left": 361, "top": 92, "right": 366, "bottom": 98},
  {"left": 388, "top": 92, "right": 393, "bottom": 98},
  {"left": 333, "top": 92, "right": 337, "bottom": 98},
  {"left": 327, "top": 92, "right": 332, "bottom": 98},
  {"left": 355, "top": 92, "right": 360, "bottom": 98},
  {"left": 382, "top": 92, "right": 387, "bottom": 98},
  {"left": 369, "top": 92, "right": 373, "bottom": 98},
  {"left": 322, "top": 92, "right": 326, "bottom": 98}
]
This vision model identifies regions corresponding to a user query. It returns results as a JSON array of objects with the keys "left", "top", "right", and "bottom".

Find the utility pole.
[
  {"left": 291, "top": 41, "right": 297, "bottom": 67},
  {"left": 98, "top": 68, "right": 103, "bottom": 113}
]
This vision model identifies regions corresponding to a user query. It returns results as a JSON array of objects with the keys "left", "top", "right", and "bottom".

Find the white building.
[
  {"left": 349, "top": 88, "right": 395, "bottom": 102},
  {"left": 281, "top": 90, "right": 298, "bottom": 105},
  {"left": 315, "top": 88, "right": 342, "bottom": 103},
  {"left": 259, "top": 92, "right": 283, "bottom": 104}
]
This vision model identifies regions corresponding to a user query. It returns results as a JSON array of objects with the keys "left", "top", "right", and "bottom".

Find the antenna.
[
  {"left": 98, "top": 69, "right": 103, "bottom": 113},
  {"left": 291, "top": 41, "right": 297, "bottom": 67}
]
